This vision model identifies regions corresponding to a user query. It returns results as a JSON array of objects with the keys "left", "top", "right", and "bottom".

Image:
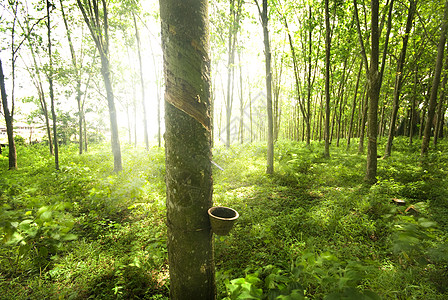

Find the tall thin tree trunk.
[
  {"left": 421, "top": 0, "right": 448, "bottom": 157},
  {"left": 384, "top": 0, "right": 416, "bottom": 158},
  {"left": 77, "top": 0, "right": 122, "bottom": 172},
  {"left": 365, "top": 0, "right": 380, "bottom": 184},
  {"left": 347, "top": 60, "right": 363, "bottom": 151},
  {"left": 358, "top": 88, "right": 368, "bottom": 153},
  {"left": 255, "top": 0, "right": 274, "bottom": 174},
  {"left": 434, "top": 55, "right": 448, "bottom": 146},
  {"left": 60, "top": 0, "right": 83, "bottom": 155},
  {"left": 28, "top": 41, "right": 53, "bottom": 155},
  {"left": 225, "top": 0, "right": 243, "bottom": 148},
  {"left": 324, "top": 0, "right": 331, "bottom": 157},
  {"left": 47, "top": 0, "right": 59, "bottom": 170},
  {"left": 133, "top": 14, "right": 149, "bottom": 150},
  {"left": 0, "top": 59, "right": 17, "bottom": 170},
  {"left": 306, "top": 5, "right": 312, "bottom": 146}
]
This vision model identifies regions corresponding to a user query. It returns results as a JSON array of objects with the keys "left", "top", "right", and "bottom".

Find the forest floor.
[{"left": 0, "top": 137, "right": 447, "bottom": 299}]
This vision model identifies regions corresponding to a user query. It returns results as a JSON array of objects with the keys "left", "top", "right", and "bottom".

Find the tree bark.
[
  {"left": 365, "top": 0, "right": 380, "bottom": 184},
  {"left": 160, "top": 0, "right": 215, "bottom": 299},
  {"left": 0, "top": 59, "right": 17, "bottom": 170},
  {"left": 421, "top": 0, "right": 448, "bottom": 157}
]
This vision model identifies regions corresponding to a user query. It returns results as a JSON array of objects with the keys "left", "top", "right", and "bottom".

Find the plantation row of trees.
[{"left": 1, "top": 0, "right": 447, "bottom": 179}]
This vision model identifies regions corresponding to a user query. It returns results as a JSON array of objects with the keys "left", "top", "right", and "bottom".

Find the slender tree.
[
  {"left": 383, "top": 0, "right": 416, "bottom": 158},
  {"left": 77, "top": 0, "right": 122, "bottom": 172},
  {"left": 225, "top": 0, "right": 243, "bottom": 147},
  {"left": 421, "top": 0, "right": 448, "bottom": 157},
  {"left": 347, "top": 60, "right": 363, "bottom": 151},
  {"left": 324, "top": 0, "right": 331, "bottom": 157},
  {"left": 159, "top": 0, "right": 215, "bottom": 298},
  {"left": 0, "top": 59, "right": 17, "bottom": 170},
  {"left": 133, "top": 13, "right": 149, "bottom": 150},
  {"left": 365, "top": 0, "right": 380, "bottom": 184},
  {"left": 434, "top": 55, "right": 448, "bottom": 146},
  {"left": 47, "top": 0, "right": 59, "bottom": 170},
  {"left": 255, "top": 0, "right": 274, "bottom": 174},
  {"left": 59, "top": 0, "right": 85, "bottom": 155}
]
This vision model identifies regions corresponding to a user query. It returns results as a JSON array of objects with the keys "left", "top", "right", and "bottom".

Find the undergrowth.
[{"left": 0, "top": 137, "right": 447, "bottom": 299}]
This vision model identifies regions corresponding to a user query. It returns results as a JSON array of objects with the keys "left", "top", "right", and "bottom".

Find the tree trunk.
[
  {"left": 306, "top": 5, "right": 312, "bottom": 146},
  {"left": 159, "top": 0, "right": 215, "bottom": 299},
  {"left": 47, "top": 0, "right": 59, "bottom": 170},
  {"left": 60, "top": 0, "right": 84, "bottom": 155},
  {"left": 434, "top": 55, "right": 448, "bottom": 146},
  {"left": 383, "top": 0, "right": 416, "bottom": 158},
  {"left": 365, "top": 0, "right": 380, "bottom": 184},
  {"left": 239, "top": 48, "right": 245, "bottom": 143},
  {"left": 77, "top": 0, "right": 122, "bottom": 172},
  {"left": 324, "top": 0, "right": 331, "bottom": 157},
  {"left": 421, "top": 0, "right": 448, "bottom": 156},
  {"left": 347, "top": 60, "right": 363, "bottom": 151},
  {"left": 27, "top": 41, "right": 53, "bottom": 155},
  {"left": 378, "top": 0, "right": 394, "bottom": 87},
  {"left": 133, "top": 14, "right": 149, "bottom": 150},
  {"left": 255, "top": 0, "right": 274, "bottom": 174},
  {"left": 100, "top": 55, "right": 122, "bottom": 172},
  {"left": 225, "top": 0, "right": 243, "bottom": 148},
  {"left": 358, "top": 87, "right": 368, "bottom": 153},
  {"left": 0, "top": 59, "right": 17, "bottom": 170}
]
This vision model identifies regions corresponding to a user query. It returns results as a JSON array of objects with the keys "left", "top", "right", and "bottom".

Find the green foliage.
[
  {"left": 1, "top": 138, "right": 447, "bottom": 299},
  {"left": 13, "top": 135, "right": 26, "bottom": 146}
]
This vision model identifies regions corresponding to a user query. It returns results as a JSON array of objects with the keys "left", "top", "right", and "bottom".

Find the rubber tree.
[
  {"left": 383, "top": 0, "right": 416, "bottom": 158},
  {"left": 159, "top": 0, "right": 215, "bottom": 299},
  {"left": 421, "top": 0, "right": 448, "bottom": 157},
  {"left": 324, "top": 0, "right": 331, "bottom": 157},
  {"left": 225, "top": 0, "right": 243, "bottom": 147},
  {"left": 133, "top": 13, "right": 149, "bottom": 150},
  {"left": 365, "top": 0, "right": 381, "bottom": 184},
  {"left": 47, "top": 0, "right": 59, "bottom": 170},
  {"left": 0, "top": 59, "right": 17, "bottom": 170},
  {"left": 77, "top": 0, "right": 122, "bottom": 172},
  {"left": 255, "top": 0, "right": 274, "bottom": 175},
  {"left": 59, "top": 0, "right": 85, "bottom": 155}
]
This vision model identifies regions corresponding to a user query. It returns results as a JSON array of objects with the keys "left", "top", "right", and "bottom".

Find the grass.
[{"left": 0, "top": 137, "right": 447, "bottom": 299}]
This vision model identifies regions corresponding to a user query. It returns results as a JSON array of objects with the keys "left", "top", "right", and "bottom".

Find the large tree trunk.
[
  {"left": 159, "top": 0, "right": 215, "bottom": 299},
  {"left": 365, "top": 0, "right": 380, "bottom": 184},
  {"left": 383, "top": 0, "right": 416, "bottom": 158},
  {"left": 0, "top": 59, "right": 17, "bottom": 170},
  {"left": 421, "top": 0, "right": 448, "bottom": 156}
]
